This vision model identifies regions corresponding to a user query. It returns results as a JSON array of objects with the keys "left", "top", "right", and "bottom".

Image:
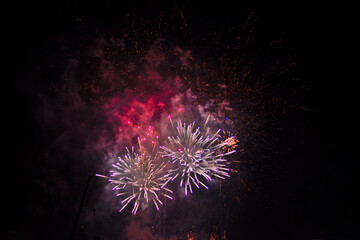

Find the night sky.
[{"left": 5, "top": 0, "right": 357, "bottom": 239}]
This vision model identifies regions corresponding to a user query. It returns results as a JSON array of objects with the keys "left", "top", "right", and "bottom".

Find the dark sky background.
[{"left": 4, "top": 0, "right": 357, "bottom": 239}]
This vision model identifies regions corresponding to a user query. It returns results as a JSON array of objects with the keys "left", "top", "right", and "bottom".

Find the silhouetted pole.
[{"left": 71, "top": 175, "right": 93, "bottom": 240}]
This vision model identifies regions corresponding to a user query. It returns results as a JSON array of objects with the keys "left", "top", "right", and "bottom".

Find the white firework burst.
[
  {"left": 96, "top": 146, "right": 173, "bottom": 214},
  {"left": 160, "top": 116, "right": 236, "bottom": 195}
]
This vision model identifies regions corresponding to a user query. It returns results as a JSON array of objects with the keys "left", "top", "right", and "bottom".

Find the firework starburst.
[
  {"left": 220, "top": 130, "right": 239, "bottom": 153},
  {"left": 160, "top": 116, "right": 236, "bottom": 195},
  {"left": 96, "top": 146, "right": 173, "bottom": 214}
]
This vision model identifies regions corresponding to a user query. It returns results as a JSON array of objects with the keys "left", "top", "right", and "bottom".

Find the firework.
[
  {"left": 96, "top": 146, "right": 173, "bottom": 214},
  {"left": 160, "top": 116, "right": 236, "bottom": 195},
  {"left": 220, "top": 130, "right": 239, "bottom": 153}
]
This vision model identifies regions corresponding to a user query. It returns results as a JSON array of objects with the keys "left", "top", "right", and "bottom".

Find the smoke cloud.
[{"left": 35, "top": 34, "right": 238, "bottom": 239}]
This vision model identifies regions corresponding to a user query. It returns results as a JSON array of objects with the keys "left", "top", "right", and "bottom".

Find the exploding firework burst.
[
  {"left": 220, "top": 130, "right": 239, "bottom": 153},
  {"left": 160, "top": 116, "right": 236, "bottom": 195},
  {"left": 96, "top": 146, "right": 173, "bottom": 214}
]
